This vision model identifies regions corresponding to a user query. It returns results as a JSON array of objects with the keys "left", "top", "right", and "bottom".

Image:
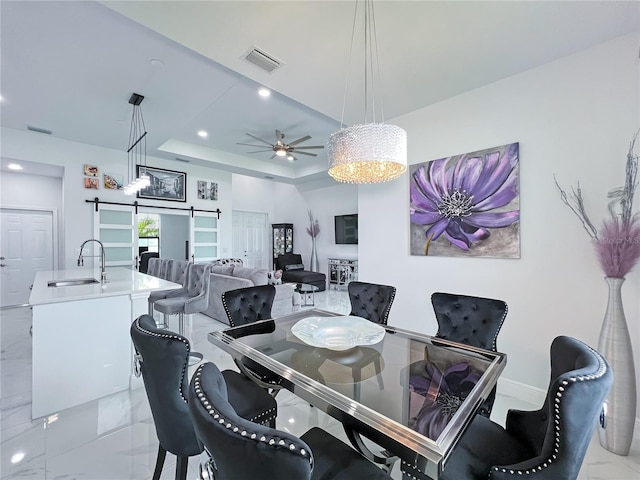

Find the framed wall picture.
[
  {"left": 84, "top": 164, "right": 98, "bottom": 176},
  {"left": 409, "top": 142, "right": 520, "bottom": 258},
  {"left": 197, "top": 180, "right": 218, "bottom": 200},
  {"left": 103, "top": 173, "right": 123, "bottom": 190},
  {"left": 137, "top": 166, "right": 186, "bottom": 202},
  {"left": 84, "top": 177, "right": 99, "bottom": 189}
]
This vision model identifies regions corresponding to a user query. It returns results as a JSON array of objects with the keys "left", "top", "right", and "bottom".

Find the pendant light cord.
[{"left": 337, "top": 0, "right": 386, "bottom": 129}]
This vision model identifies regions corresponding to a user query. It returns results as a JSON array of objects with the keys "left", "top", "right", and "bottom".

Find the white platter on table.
[{"left": 291, "top": 316, "right": 385, "bottom": 351}]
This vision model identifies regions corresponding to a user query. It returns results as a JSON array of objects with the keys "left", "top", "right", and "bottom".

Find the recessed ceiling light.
[
  {"left": 287, "top": 154, "right": 294, "bottom": 161},
  {"left": 258, "top": 88, "right": 271, "bottom": 97},
  {"left": 11, "top": 452, "right": 25, "bottom": 464},
  {"left": 7, "top": 163, "right": 23, "bottom": 170},
  {"left": 150, "top": 59, "right": 165, "bottom": 67},
  {"left": 197, "top": 130, "right": 208, "bottom": 138}
]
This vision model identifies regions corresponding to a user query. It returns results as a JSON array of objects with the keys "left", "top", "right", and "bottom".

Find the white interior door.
[
  {"left": 232, "top": 211, "right": 268, "bottom": 269},
  {"left": 1, "top": 208, "right": 55, "bottom": 306},
  {"left": 94, "top": 205, "right": 136, "bottom": 269},
  {"left": 190, "top": 213, "right": 219, "bottom": 262}
]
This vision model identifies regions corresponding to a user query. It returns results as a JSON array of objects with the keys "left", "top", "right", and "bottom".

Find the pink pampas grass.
[{"left": 595, "top": 216, "right": 640, "bottom": 278}]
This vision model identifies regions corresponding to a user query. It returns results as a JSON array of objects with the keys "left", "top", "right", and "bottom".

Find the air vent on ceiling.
[
  {"left": 243, "top": 46, "right": 283, "bottom": 73},
  {"left": 27, "top": 125, "right": 53, "bottom": 135},
  {"left": 175, "top": 157, "right": 190, "bottom": 163},
  {"left": 263, "top": 175, "right": 275, "bottom": 180}
]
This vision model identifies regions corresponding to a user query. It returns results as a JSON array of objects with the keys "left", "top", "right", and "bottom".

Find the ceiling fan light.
[
  {"left": 287, "top": 154, "right": 294, "bottom": 161},
  {"left": 275, "top": 148, "right": 287, "bottom": 157},
  {"left": 327, "top": 123, "right": 407, "bottom": 184}
]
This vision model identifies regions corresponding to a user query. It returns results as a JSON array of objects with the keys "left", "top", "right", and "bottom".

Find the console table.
[{"left": 328, "top": 258, "right": 358, "bottom": 289}]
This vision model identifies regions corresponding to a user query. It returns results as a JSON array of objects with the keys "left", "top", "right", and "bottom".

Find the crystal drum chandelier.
[
  {"left": 327, "top": 0, "right": 407, "bottom": 184},
  {"left": 124, "top": 93, "right": 150, "bottom": 195}
]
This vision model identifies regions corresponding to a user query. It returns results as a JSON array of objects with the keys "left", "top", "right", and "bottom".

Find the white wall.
[
  {"left": 0, "top": 129, "right": 233, "bottom": 268},
  {"left": 359, "top": 33, "right": 640, "bottom": 409}
]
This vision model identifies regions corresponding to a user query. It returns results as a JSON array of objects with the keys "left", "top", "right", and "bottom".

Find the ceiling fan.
[{"left": 238, "top": 130, "right": 324, "bottom": 161}]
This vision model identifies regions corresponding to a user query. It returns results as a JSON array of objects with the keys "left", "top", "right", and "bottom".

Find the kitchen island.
[{"left": 29, "top": 267, "right": 180, "bottom": 419}]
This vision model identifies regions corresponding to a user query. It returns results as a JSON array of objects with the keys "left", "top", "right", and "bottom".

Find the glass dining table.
[{"left": 208, "top": 308, "right": 507, "bottom": 480}]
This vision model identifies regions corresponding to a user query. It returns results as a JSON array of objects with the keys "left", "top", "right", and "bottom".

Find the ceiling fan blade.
[
  {"left": 237, "top": 142, "right": 269, "bottom": 147},
  {"left": 276, "top": 129, "right": 284, "bottom": 142},
  {"left": 292, "top": 145, "right": 324, "bottom": 149},
  {"left": 269, "top": 153, "right": 277, "bottom": 160},
  {"left": 247, "top": 150, "right": 273, "bottom": 154},
  {"left": 288, "top": 135, "right": 311, "bottom": 146},
  {"left": 245, "top": 133, "right": 274, "bottom": 146},
  {"left": 293, "top": 151, "right": 318, "bottom": 157}
]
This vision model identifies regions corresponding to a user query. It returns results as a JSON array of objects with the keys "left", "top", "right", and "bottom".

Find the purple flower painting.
[{"left": 410, "top": 142, "right": 520, "bottom": 258}]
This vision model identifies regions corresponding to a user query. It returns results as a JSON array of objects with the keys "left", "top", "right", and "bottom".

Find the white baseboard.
[
  {"left": 497, "top": 377, "right": 640, "bottom": 440},
  {"left": 497, "top": 377, "right": 546, "bottom": 406}
]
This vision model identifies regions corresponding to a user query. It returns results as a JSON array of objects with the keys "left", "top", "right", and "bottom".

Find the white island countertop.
[{"left": 29, "top": 267, "right": 181, "bottom": 306}]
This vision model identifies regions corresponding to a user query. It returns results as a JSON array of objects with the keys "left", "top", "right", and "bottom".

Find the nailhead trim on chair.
[
  {"left": 489, "top": 303, "right": 508, "bottom": 351},
  {"left": 191, "top": 365, "right": 312, "bottom": 465},
  {"left": 133, "top": 318, "right": 191, "bottom": 403},
  {"left": 489, "top": 345, "right": 608, "bottom": 477}
]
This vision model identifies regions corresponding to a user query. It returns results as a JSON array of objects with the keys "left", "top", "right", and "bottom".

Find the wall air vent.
[
  {"left": 243, "top": 46, "right": 283, "bottom": 73},
  {"left": 27, "top": 125, "right": 53, "bottom": 135}
]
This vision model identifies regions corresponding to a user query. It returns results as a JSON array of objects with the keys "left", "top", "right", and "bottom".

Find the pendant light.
[
  {"left": 124, "top": 93, "right": 150, "bottom": 195},
  {"left": 327, "top": 0, "right": 407, "bottom": 184}
]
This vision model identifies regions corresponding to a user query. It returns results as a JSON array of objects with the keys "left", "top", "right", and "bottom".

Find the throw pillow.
[
  {"left": 267, "top": 269, "right": 283, "bottom": 285},
  {"left": 284, "top": 264, "right": 305, "bottom": 271},
  {"left": 210, "top": 264, "right": 234, "bottom": 276},
  {"left": 232, "top": 266, "right": 268, "bottom": 286},
  {"left": 213, "top": 258, "right": 244, "bottom": 267}
]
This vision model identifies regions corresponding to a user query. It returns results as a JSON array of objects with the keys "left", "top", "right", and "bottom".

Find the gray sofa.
[{"left": 202, "top": 263, "right": 300, "bottom": 325}]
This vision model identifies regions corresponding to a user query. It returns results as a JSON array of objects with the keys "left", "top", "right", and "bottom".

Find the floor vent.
[
  {"left": 243, "top": 46, "right": 283, "bottom": 73},
  {"left": 27, "top": 125, "right": 53, "bottom": 135}
]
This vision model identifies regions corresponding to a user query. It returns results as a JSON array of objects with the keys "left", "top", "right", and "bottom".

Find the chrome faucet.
[{"left": 77, "top": 239, "right": 107, "bottom": 283}]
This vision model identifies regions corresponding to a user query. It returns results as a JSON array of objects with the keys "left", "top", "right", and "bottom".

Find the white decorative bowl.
[{"left": 291, "top": 316, "right": 385, "bottom": 351}]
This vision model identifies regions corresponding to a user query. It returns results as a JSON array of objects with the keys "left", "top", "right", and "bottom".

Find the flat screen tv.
[{"left": 335, "top": 214, "right": 358, "bottom": 244}]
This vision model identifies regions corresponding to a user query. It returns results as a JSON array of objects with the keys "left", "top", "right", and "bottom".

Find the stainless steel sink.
[{"left": 47, "top": 278, "right": 100, "bottom": 287}]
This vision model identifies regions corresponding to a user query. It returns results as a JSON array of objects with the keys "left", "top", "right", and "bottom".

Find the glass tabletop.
[
  {"left": 208, "top": 308, "right": 506, "bottom": 478},
  {"left": 294, "top": 283, "right": 319, "bottom": 293}
]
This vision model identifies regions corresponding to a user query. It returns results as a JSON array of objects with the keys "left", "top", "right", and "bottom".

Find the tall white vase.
[{"left": 598, "top": 276, "right": 637, "bottom": 455}]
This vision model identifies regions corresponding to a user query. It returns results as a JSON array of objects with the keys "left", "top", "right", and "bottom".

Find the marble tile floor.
[{"left": 1, "top": 289, "right": 639, "bottom": 480}]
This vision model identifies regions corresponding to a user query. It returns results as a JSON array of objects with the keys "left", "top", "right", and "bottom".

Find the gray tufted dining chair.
[
  {"left": 433, "top": 336, "right": 612, "bottom": 480},
  {"left": 431, "top": 292, "right": 508, "bottom": 417},
  {"left": 153, "top": 263, "right": 212, "bottom": 362},
  {"left": 130, "top": 315, "right": 277, "bottom": 480},
  {"left": 348, "top": 281, "right": 397, "bottom": 325},
  {"left": 148, "top": 260, "right": 191, "bottom": 326},
  {"left": 188, "top": 361, "right": 393, "bottom": 480}
]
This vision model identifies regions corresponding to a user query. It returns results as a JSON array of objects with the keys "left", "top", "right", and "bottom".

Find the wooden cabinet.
[
  {"left": 328, "top": 258, "right": 358, "bottom": 289},
  {"left": 272, "top": 223, "right": 293, "bottom": 268}
]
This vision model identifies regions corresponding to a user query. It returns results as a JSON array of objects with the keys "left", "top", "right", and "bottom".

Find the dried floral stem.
[{"left": 553, "top": 176, "right": 598, "bottom": 239}]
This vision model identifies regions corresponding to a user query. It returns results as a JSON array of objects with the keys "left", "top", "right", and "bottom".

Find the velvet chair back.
[
  {"left": 147, "top": 257, "right": 162, "bottom": 277},
  {"left": 499, "top": 336, "right": 613, "bottom": 478},
  {"left": 431, "top": 292, "right": 507, "bottom": 416},
  {"left": 348, "top": 281, "right": 396, "bottom": 325},
  {"left": 431, "top": 292, "right": 507, "bottom": 351},
  {"left": 139, "top": 251, "right": 159, "bottom": 273},
  {"left": 222, "top": 285, "right": 276, "bottom": 327},
  {"left": 188, "top": 362, "right": 314, "bottom": 480},
  {"left": 130, "top": 314, "right": 201, "bottom": 460}
]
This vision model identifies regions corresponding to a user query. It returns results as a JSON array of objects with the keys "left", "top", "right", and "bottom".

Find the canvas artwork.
[
  {"left": 103, "top": 173, "right": 123, "bottom": 190},
  {"left": 409, "top": 142, "right": 520, "bottom": 258},
  {"left": 84, "top": 164, "right": 98, "bottom": 176},
  {"left": 197, "top": 180, "right": 218, "bottom": 201},
  {"left": 84, "top": 177, "right": 99, "bottom": 189}
]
